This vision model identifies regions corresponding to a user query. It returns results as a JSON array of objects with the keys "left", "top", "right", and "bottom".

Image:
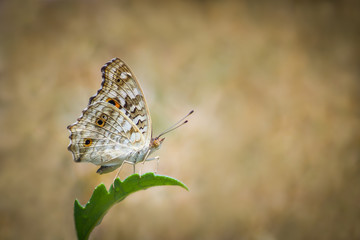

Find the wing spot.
[
  {"left": 106, "top": 98, "right": 121, "bottom": 109},
  {"left": 100, "top": 113, "right": 108, "bottom": 120},
  {"left": 96, "top": 119, "right": 105, "bottom": 127},
  {"left": 84, "top": 138, "right": 93, "bottom": 147}
]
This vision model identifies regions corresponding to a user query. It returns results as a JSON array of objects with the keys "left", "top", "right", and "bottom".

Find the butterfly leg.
[
  {"left": 156, "top": 156, "right": 159, "bottom": 174},
  {"left": 139, "top": 150, "right": 151, "bottom": 176},
  {"left": 145, "top": 156, "right": 160, "bottom": 174},
  {"left": 113, "top": 161, "right": 126, "bottom": 181},
  {"left": 140, "top": 156, "right": 160, "bottom": 175},
  {"left": 113, "top": 160, "right": 133, "bottom": 181}
]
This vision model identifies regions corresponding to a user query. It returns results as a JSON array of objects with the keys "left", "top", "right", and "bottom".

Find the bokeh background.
[{"left": 1, "top": 0, "right": 359, "bottom": 239}]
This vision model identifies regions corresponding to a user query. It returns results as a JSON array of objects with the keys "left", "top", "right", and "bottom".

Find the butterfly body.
[{"left": 67, "top": 58, "right": 163, "bottom": 174}]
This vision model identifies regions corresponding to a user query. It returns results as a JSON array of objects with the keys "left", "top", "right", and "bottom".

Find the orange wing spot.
[
  {"left": 106, "top": 98, "right": 121, "bottom": 109},
  {"left": 96, "top": 118, "right": 105, "bottom": 127},
  {"left": 84, "top": 138, "right": 93, "bottom": 147}
]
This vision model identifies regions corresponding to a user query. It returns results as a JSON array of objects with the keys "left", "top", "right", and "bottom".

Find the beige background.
[{"left": 1, "top": 1, "right": 359, "bottom": 239}]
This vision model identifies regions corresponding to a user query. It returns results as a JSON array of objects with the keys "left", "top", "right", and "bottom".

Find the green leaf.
[{"left": 74, "top": 173, "right": 188, "bottom": 240}]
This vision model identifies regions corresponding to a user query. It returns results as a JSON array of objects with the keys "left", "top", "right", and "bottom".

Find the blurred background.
[{"left": 1, "top": 0, "right": 359, "bottom": 239}]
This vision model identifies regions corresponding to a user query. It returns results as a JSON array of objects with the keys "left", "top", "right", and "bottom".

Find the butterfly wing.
[
  {"left": 89, "top": 58, "right": 151, "bottom": 144},
  {"left": 67, "top": 58, "right": 152, "bottom": 168},
  {"left": 67, "top": 102, "right": 145, "bottom": 165}
]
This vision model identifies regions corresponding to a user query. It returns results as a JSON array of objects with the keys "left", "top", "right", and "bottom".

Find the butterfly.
[{"left": 67, "top": 58, "right": 193, "bottom": 175}]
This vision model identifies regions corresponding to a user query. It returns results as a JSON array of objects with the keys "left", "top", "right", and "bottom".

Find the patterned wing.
[
  {"left": 67, "top": 102, "right": 145, "bottom": 165},
  {"left": 89, "top": 58, "right": 151, "bottom": 144}
]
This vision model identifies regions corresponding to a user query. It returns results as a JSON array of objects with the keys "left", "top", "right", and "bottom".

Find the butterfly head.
[{"left": 150, "top": 137, "right": 165, "bottom": 151}]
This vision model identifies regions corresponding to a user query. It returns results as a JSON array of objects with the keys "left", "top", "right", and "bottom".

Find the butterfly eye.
[
  {"left": 84, "top": 138, "right": 93, "bottom": 147},
  {"left": 96, "top": 119, "right": 105, "bottom": 127}
]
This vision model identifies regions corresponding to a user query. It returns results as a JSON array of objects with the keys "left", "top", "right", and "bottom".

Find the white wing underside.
[{"left": 67, "top": 58, "right": 152, "bottom": 170}]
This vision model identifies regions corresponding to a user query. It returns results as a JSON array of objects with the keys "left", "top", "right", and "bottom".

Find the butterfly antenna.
[{"left": 157, "top": 110, "right": 194, "bottom": 138}]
